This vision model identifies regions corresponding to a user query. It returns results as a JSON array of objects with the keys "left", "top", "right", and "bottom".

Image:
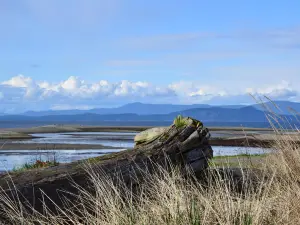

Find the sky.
[{"left": 0, "top": 0, "right": 300, "bottom": 113}]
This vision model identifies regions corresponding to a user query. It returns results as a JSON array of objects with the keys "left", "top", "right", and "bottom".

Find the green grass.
[
  {"left": 209, "top": 153, "right": 267, "bottom": 168},
  {"left": 212, "top": 153, "right": 267, "bottom": 159},
  {"left": 12, "top": 160, "right": 59, "bottom": 172},
  {"left": 173, "top": 115, "right": 189, "bottom": 128}
]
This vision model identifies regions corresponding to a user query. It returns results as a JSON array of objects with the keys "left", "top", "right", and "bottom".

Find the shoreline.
[
  {"left": 0, "top": 137, "right": 279, "bottom": 150},
  {"left": 0, "top": 124, "right": 297, "bottom": 150},
  {"left": 1, "top": 125, "right": 275, "bottom": 134}
]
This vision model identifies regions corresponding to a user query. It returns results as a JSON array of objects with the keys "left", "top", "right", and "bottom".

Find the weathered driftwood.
[{"left": 0, "top": 117, "right": 213, "bottom": 219}]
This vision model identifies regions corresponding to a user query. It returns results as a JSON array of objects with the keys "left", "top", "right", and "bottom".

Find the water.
[
  {"left": 213, "top": 146, "right": 270, "bottom": 156},
  {"left": 0, "top": 149, "right": 123, "bottom": 171},
  {"left": 15, "top": 132, "right": 137, "bottom": 148},
  {"left": 0, "top": 132, "right": 270, "bottom": 172},
  {"left": 15, "top": 131, "right": 243, "bottom": 146}
]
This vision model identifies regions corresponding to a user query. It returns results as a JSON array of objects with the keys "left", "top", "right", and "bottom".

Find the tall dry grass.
[
  {"left": 1, "top": 136, "right": 300, "bottom": 225},
  {"left": 1, "top": 102, "right": 300, "bottom": 224}
]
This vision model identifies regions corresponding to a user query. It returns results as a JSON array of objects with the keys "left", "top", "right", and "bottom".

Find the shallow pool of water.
[
  {"left": 213, "top": 146, "right": 270, "bottom": 156},
  {"left": 0, "top": 149, "right": 124, "bottom": 171},
  {"left": 15, "top": 132, "right": 137, "bottom": 148}
]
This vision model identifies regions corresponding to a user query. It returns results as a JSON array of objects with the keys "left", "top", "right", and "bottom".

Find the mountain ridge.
[
  {"left": 17, "top": 101, "right": 300, "bottom": 117},
  {"left": 0, "top": 101, "right": 299, "bottom": 124},
  {"left": 0, "top": 106, "right": 279, "bottom": 123}
]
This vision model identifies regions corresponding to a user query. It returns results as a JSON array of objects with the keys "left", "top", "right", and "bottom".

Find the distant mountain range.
[
  {"left": 251, "top": 101, "right": 300, "bottom": 115},
  {"left": 21, "top": 103, "right": 213, "bottom": 116},
  {"left": 17, "top": 101, "right": 300, "bottom": 116},
  {"left": 21, "top": 102, "right": 250, "bottom": 117},
  {"left": 0, "top": 107, "right": 267, "bottom": 123},
  {"left": 0, "top": 101, "right": 299, "bottom": 124},
  {"left": 0, "top": 101, "right": 300, "bottom": 123}
]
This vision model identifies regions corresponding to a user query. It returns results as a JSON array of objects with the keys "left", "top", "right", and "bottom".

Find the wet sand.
[
  {"left": 0, "top": 131, "right": 34, "bottom": 139},
  {"left": 1, "top": 125, "right": 148, "bottom": 135}
]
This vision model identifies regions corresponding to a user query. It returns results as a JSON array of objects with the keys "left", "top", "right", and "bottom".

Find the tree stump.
[{"left": 0, "top": 116, "right": 213, "bottom": 219}]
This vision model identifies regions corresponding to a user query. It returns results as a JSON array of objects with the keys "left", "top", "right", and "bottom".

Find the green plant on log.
[{"left": 174, "top": 115, "right": 189, "bottom": 129}]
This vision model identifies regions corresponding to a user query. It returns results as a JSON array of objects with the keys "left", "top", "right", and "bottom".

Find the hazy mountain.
[
  {"left": 217, "top": 105, "right": 247, "bottom": 109},
  {"left": 252, "top": 101, "right": 300, "bottom": 115},
  {"left": 169, "top": 106, "right": 269, "bottom": 122},
  {"left": 21, "top": 102, "right": 252, "bottom": 117},
  {"left": 22, "top": 102, "right": 213, "bottom": 116},
  {"left": 11, "top": 101, "right": 300, "bottom": 122},
  {"left": 1, "top": 106, "right": 274, "bottom": 123},
  {"left": 104, "top": 102, "right": 212, "bottom": 115},
  {"left": 22, "top": 110, "right": 78, "bottom": 117}
]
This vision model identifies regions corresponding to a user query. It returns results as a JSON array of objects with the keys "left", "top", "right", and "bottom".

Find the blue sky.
[{"left": 0, "top": 0, "right": 300, "bottom": 113}]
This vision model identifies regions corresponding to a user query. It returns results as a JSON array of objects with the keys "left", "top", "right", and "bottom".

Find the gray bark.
[{"left": 0, "top": 120, "right": 213, "bottom": 220}]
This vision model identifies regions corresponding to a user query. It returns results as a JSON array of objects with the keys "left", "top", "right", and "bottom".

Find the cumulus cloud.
[
  {"left": 2, "top": 75, "right": 33, "bottom": 88},
  {"left": 246, "top": 80, "right": 298, "bottom": 99},
  {"left": 0, "top": 75, "right": 176, "bottom": 113},
  {"left": 168, "top": 81, "right": 229, "bottom": 104},
  {"left": 2, "top": 74, "right": 41, "bottom": 98},
  {"left": 0, "top": 75, "right": 299, "bottom": 113}
]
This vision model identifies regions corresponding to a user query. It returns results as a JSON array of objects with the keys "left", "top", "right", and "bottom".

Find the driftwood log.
[{"left": 0, "top": 117, "right": 213, "bottom": 220}]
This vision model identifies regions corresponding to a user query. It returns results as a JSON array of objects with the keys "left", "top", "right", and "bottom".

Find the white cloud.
[
  {"left": 0, "top": 75, "right": 300, "bottom": 113},
  {"left": 0, "top": 75, "right": 176, "bottom": 112},
  {"left": 1, "top": 74, "right": 41, "bottom": 98},
  {"left": 60, "top": 76, "right": 82, "bottom": 91},
  {"left": 2, "top": 74, "right": 33, "bottom": 88},
  {"left": 246, "top": 80, "right": 297, "bottom": 99},
  {"left": 168, "top": 81, "right": 229, "bottom": 103}
]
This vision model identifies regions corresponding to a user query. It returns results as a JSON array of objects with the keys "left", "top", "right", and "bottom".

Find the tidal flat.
[{"left": 0, "top": 124, "right": 298, "bottom": 150}]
